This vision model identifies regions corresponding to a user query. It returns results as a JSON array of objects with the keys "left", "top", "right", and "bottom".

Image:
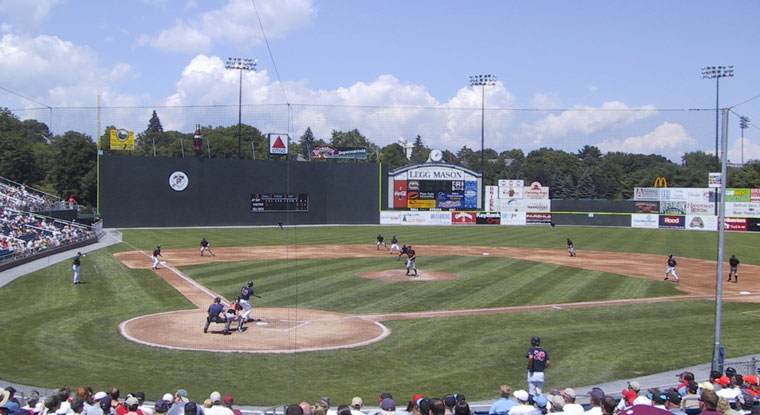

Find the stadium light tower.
[
  {"left": 701, "top": 66, "right": 733, "bottom": 166},
  {"left": 469, "top": 74, "right": 497, "bottom": 178},
  {"left": 739, "top": 116, "right": 750, "bottom": 166},
  {"left": 225, "top": 57, "right": 257, "bottom": 158}
]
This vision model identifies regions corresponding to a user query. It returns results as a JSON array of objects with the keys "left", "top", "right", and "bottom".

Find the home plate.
[
  {"left": 256, "top": 321, "right": 269, "bottom": 326},
  {"left": 739, "top": 291, "right": 751, "bottom": 295}
]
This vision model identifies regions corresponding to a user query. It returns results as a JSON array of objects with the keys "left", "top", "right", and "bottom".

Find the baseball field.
[{"left": 1, "top": 225, "right": 759, "bottom": 406}]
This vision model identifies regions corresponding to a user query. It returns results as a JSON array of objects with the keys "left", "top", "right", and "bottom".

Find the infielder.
[
  {"left": 567, "top": 238, "right": 576, "bottom": 257},
  {"left": 151, "top": 245, "right": 162, "bottom": 270},
  {"left": 664, "top": 254, "right": 679, "bottom": 282},
  {"left": 405, "top": 245, "right": 417, "bottom": 277},
  {"left": 376, "top": 234, "right": 388, "bottom": 250},
  {"left": 239, "top": 281, "right": 255, "bottom": 322},
  {"left": 200, "top": 238, "right": 215, "bottom": 257},
  {"left": 526, "top": 336, "right": 550, "bottom": 395},
  {"left": 72, "top": 252, "right": 84, "bottom": 284},
  {"left": 728, "top": 254, "right": 740, "bottom": 283},
  {"left": 389, "top": 236, "right": 401, "bottom": 254}
]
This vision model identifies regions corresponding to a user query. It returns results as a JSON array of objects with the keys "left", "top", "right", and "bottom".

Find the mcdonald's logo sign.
[{"left": 653, "top": 177, "right": 668, "bottom": 188}]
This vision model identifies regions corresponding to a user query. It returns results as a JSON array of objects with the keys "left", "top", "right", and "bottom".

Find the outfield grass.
[{"left": 0, "top": 226, "right": 758, "bottom": 406}]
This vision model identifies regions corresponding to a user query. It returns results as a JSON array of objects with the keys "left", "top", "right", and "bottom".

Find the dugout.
[{"left": 99, "top": 155, "right": 384, "bottom": 227}]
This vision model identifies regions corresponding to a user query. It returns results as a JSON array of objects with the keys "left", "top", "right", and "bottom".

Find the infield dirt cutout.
[{"left": 114, "top": 245, "right": 760, "bottom": 353}]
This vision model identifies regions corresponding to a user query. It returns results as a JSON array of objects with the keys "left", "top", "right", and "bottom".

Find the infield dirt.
[{"left": 113, "top": 245, "right": 760, "bottom": 353}]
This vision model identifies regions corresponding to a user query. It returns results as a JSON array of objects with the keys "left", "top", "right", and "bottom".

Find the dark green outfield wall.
[{"left": 100, "top": 155, "right": 383, "bottom": 227}]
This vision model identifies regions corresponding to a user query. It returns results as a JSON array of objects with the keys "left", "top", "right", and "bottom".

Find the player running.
[
  {"left": 728, "top": 254, "right": 740, "bottom": 283},
  {"left": 200, "top": 238, "right": 215, "bottom": 257},
  {"left": 405, "top": 245, "right": 417, "bottom": 277},
  {"left": 376, "top": 234, "right": 388, "bottom": 251},
  {"left": 389, "top": 236, "right": 400, "bottom": 254},
  {"left": 664, "top": 254, "right": 680, "bottom": 282},
  {"left": 151, "top": 245, "right": 162, "bottom": 270},
  {"left": 566, "top": 238, "right": 576, "bottom": 257}
]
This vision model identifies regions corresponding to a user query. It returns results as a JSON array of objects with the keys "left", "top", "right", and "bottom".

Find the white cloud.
[
  {"left": 138, "top": 0, "right": 316, "bottom": 54},
  {"left": 727, "top": 136, "right": 760, "bottom": 165},
  {"left": 597, "top": 122, "right": 697, "bottom": 158},
  {"left": 530, "top": 93, "right": 561, "bottom": 109},
  {"left": 0, "top": 0, "right": 64, "bottom": 33}
]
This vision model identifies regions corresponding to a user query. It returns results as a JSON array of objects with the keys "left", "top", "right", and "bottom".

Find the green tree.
[
  {"left": 329, "top": 129, "right": 379, "bottom": 162},
  {"left": 380, "top": 143, "right": 407, "bottom": 170},
  {"left": 299, "top": 127, "right": 316, "bottom": 159},
  {"left": 577, "top": 168, "right": 596, "bottom": 199},
  {"left": 410, "top": 135, "right": 428, "bottom": 164},
  {"left": 50, "top": 131, "right": 97, "bottom": 205},
  {"left": 146, "top": 110, "right": 164, "bottom": 133}
]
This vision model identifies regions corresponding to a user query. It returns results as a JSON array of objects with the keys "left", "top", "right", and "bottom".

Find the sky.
[{"left": 1, "top": 0, "right": 759, "bottom": 164}]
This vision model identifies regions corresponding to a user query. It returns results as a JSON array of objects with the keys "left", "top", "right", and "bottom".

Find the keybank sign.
[{"left": 408, "top": 168, "right": 467, "bottom": 180}]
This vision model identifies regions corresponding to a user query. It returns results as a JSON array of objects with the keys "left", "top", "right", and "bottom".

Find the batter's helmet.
[
  {"left": 531, "top": 336, "right": 541, "bottom": 346},
  {"left": 214, "top": 297, "right": 221, "bottom": 303},
  {"left": 247, "top": 281, "right": 254, "bottom": 286}
]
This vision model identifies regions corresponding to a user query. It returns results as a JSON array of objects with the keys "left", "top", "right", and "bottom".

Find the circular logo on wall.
[{"left": 168, "top": 171, "right": 189, "bottom": 192}]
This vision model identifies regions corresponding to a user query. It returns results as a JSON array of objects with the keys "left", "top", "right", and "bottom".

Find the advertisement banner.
[
  {"left": 500, "top": 212, "right": 526, "bottom": 226},
  {"left": 380, "top": 211, "right": 403, "bottom": 225},
  {"left": 659, "top": 201, "right": 687, "bottom": 214},
  {"left": 524, "top": 182, "right": 550, "bottom": 199},
  {"left": 684, "top": 188, "right": 715, "bottom": 202},
  {"left": 499, "top": 185, "right": 524, "bottom": 199},
  {"left": 709, "top": 172, "right": 721, "bottom": 188},
  {"left": 725, "top": 188, "right": 751, "bottom": 202},
  {"left": 485, "top": 186, "right": 499, "bottom": 211},
  {"left": 109, "top": 129, "right": 135, "bottom": 150},
  {"left": 268, "top": 134, "right": 288, "bottom": 155},
  {"left": 523, "top": 199, "right": 551, "bottom": 212},
  {"left": 476, "top": 212, "right": 501, "bottom": 225},
  {"left": 747, "top": 218, "right": 760, "bottom": 232},
  {"left": 725, "top": 202, "right": 760, "bottom": 218},
  {"left": 724, "top": 217, "right": 747, "bottom": 231},
  {"left": 390, "top": 211, "right": 451, "bottom": 225},
  {"left": 526, "top": 213, "right": 552, "bottom": 225},
  {"left": 685, "top": 215, "right": 718, "bottom": 231},
  {"left": 451, "top": 211, "right": 476, "bottom": 225},
  {"left": 634, "top": 201, "right": 659, "bottom": 213},
  {"left": 631, "top": 214, "right": 659, "bottom": 229},
  {"left": 309, "top": 146, "right": 367, "bottom": 159},
  {"left": 686, "top": 202, "right": 714, "bottom": 214},
  {"left": 659, "top": 215, "right": 685, "bottom": 229},
  {"left": 752, "top": 188, "right": 760, "bottom": 202},
  {"left": 498, "top": 179, "right": 524, "bottom": 188},
  {"left": 634, "top": 187, "right": 660, "bottom": 201},
  {"left": 464, "top": 181, "right": 478, "bottom": 209},
  {"left": 407, "top": 199, "right": 436, "bottom": 209},
  {"left": 393, "top": 180, "right": 408, "bottom": 209},
  {"left": 436, "top": 196, "right": 464, "bottom": 209}
]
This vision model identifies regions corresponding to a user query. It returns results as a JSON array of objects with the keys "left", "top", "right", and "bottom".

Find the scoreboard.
[{"left": 251, "top": 193, "right": 309, "bottom": 212}]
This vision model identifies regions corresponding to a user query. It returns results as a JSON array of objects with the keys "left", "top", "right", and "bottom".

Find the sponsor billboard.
[
  {"left": 724, "top": 217, "right": 747, "bottom": 231},
  {"left": 380, "top": 211, "right": 403, "bottom": 225},
  {"left": 485, "top": 186, "right": 499, "bottom": 211},
  {"left": 725, "top": 188, "right": 751, "bottom": 202},
  {"left": 659, "top": 201, "right": 687, "bottom": 214},
  {"left": 268, "top": 134, "right": 288, "bottom": 155},
  {"left": 523, "top": 199, "right": 551, "bottom": 212},
  {"left": 685, "top": 215, "right": 718, "bottom": 231},
  {"left": 309, "top": 146, "right": 367, "bottom": 159},
  {"left": 498, "top": 179, "right": 524, "bottom": 187},
  {"left": 500, "top": 212, "right": 526, "bottom": 226},
  {"left": 451, "top": 211, "right": 476, "bottom": 225},
  {"left": 747, "top": 218, "right": 760, "bottom": 232},
  {"left": 634, "top": 201, "right": 659, "bottom": 213},
  {"left": 631, "top": 214, "right": 659, "bottom": 229},
  {"left": 524, "top": 182, "right": 549, "bottom": 199},
  {"left": 499, "top": 185, "right": 524, "bottom": 199},
  {"left": 634, "top": 187, "right": 660, "bottom": 201},
  {"left": 382, "top": 211, "right": 452, "bottom": 225},
  {"left": 659, "top": 215, "right": 685, "bottom": 229},
  {"left": 464, "top": 181, "right": 478, "bottom": 209},
  {"left": 752, "top": 188, "right": 760, "bottom": 202},
  {"left": 393, "top": 180, "right": 408, "bottom": 209},
  {"left": 476, "top": 212, "right": 501, "bottom": 225},
  {"left": 526, "top": 212, "right": 552, "bottom": 225},
  {"left": 686, "top": 202, "right": 714, "bottom": 214},
  {"left": 407, "top": 199, "right": 436, "bottom": 209},
  {"left": 725, "top": 202, "right": 760, "bottom": 218}
]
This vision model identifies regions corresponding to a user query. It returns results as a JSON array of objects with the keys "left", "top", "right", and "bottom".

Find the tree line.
[{"left": 2, "top": 108, "right": 759, "bottom": 208}]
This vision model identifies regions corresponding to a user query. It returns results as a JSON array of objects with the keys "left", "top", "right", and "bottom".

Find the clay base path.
[{"left": 114, "top": 245, "right": 760, "bottom": 353}]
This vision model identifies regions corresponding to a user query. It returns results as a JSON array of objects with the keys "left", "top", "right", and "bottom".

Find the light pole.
[
  {"left": 469, "top": 74, "right": 497, "bottom": 179},
  {"left": 225, "top": 57, "right": 257, "bottom": 158},
  {"left": 701, "top": 66, "right": 734, "bottom": 166},
  {"left": 739, "top": 116, "right": 750, "bottom": 166}
]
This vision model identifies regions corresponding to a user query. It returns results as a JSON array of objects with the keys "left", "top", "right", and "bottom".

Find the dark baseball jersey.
[
  {"left": 153, "top": 248, "right": 161, "bottom": 257},
  {"left": 729, "top": 256, "right": 739, "bottom": 267},
  {"left": 73, "top": 254, "right": 82, "bottom": 266},
  {"left": 668, "top": 257, "right": 677, "bottom": 267},
  {"left": 399, "top": 245, "right": 409, "bottom": 255},
  {"left": 527, "top": 346, "right": 549, "bottom": 372},
  {"left": 407, "top": 248, "right": 416, "bottom": 259},
  {"left": 241, "top": 285, "right": 253, "bottom": 300},
  {"left": 208, "top": 303, "right": 224, "bottom": 317},
  {"left": 377, "top": 235, "right": 384, "bottom": 243},
  {"left": 391, "top": 236, "right": 398, "bottom": 244},
  {"left": 201, "top": 239, "right": 209, "bottom": 247}
]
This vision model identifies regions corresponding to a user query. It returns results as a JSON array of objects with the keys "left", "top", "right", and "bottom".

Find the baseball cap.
[
  {"left": 444, "top": 395, "right": 456, "bottom": 408},
  {"left": 743, "top": 375, "right": 759, "bottom": 386},
  {"left": 163, "top": 394, "right": 174, "bottom": 402},
  {"left": 561, "top": 388, "right": 576, "bottom": 399},
  {"left": 135, "top": 392, "right": 145, "bottom": 402},
  {"left": 665, "top": 389, "right": 681, "bottom": 405},
  {"left": 547, "top": 395, "right": 565, "bottom": 411},
  {"left": 513, "top": 390, "right": 529, "bottom": 402},
  {"left": 380, "top": 398, "right": 396, "bottom": 411},
  {"left": 725, "top": 367, "right": 736, "bottom": 376},
  {"left": 697, "top": 382, "right": 714, "bottom": 391},
  {"left": 210, "top": 392, "right": 221, "bottom": 403},
  {"left": 125, "top": 397, "right": 139, "bottom": 407},
  {"left": 154, "top": 400, "right": 170, "bottom": 413},
  {"left": 716, "top": 376, "right": 731, "bottom": 386},
  {"left": 379, "top": 393, "right": 393, "bottom": 402},
  {"left": 589, "top": 388, "right": 605, "bottom": 401},
  {"left": 533, "top": 395, "right": 547, "bottom": 408},
  {"left": 93, "top": 392, "right": 108, "bottom": 401},
  {"left": 224, "top": 396, "right": 234, "bottom": 405},
  {"left": 412, "top": 395, "right": 424, "bottom": 404},
  {"left": 628, "top": 381, "right": 641, "bottom": 391},
  {"left": 351, "top": 397, "right": 363, "bottom": 409}
]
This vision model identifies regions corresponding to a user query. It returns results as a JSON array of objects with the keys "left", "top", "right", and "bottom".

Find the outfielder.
[
  {"left": 405, "top": 245, "right": 417, "bottom": 277},
  {"left": 376, "top": 234, "right": 388, "bottom": 250},
  {"left": 239, "top": 281, "right": 255, "bottom": 322},
  {"left": 389, "top": 236, "right": 400, "bottom": 254},
  {"left": 567, "top": 238, "right": 576, "bottom": 257},
  {"left": 151, "top": 245, "right": 162, "bottom": 270},
  {"left": 664, "top": 254, "right": 679, "bottom": 282},
  {"left": 200, "top": 238, "right": 215, "bottom": 257},
  {"left": 72, "top": 252, "right": 84, "bottom": 284},
  {"left": 728, "top": 254, "right": 740, "bottom": 283}
]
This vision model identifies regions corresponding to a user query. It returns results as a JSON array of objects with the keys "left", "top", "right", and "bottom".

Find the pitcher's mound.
[{"left": 359, "top": 269, "right": 458, "bottom": 282}]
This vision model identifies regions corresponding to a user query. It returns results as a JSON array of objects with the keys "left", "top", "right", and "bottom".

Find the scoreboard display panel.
[{"left": 251, "top": 193, "right": 309, "bottom": 212}]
